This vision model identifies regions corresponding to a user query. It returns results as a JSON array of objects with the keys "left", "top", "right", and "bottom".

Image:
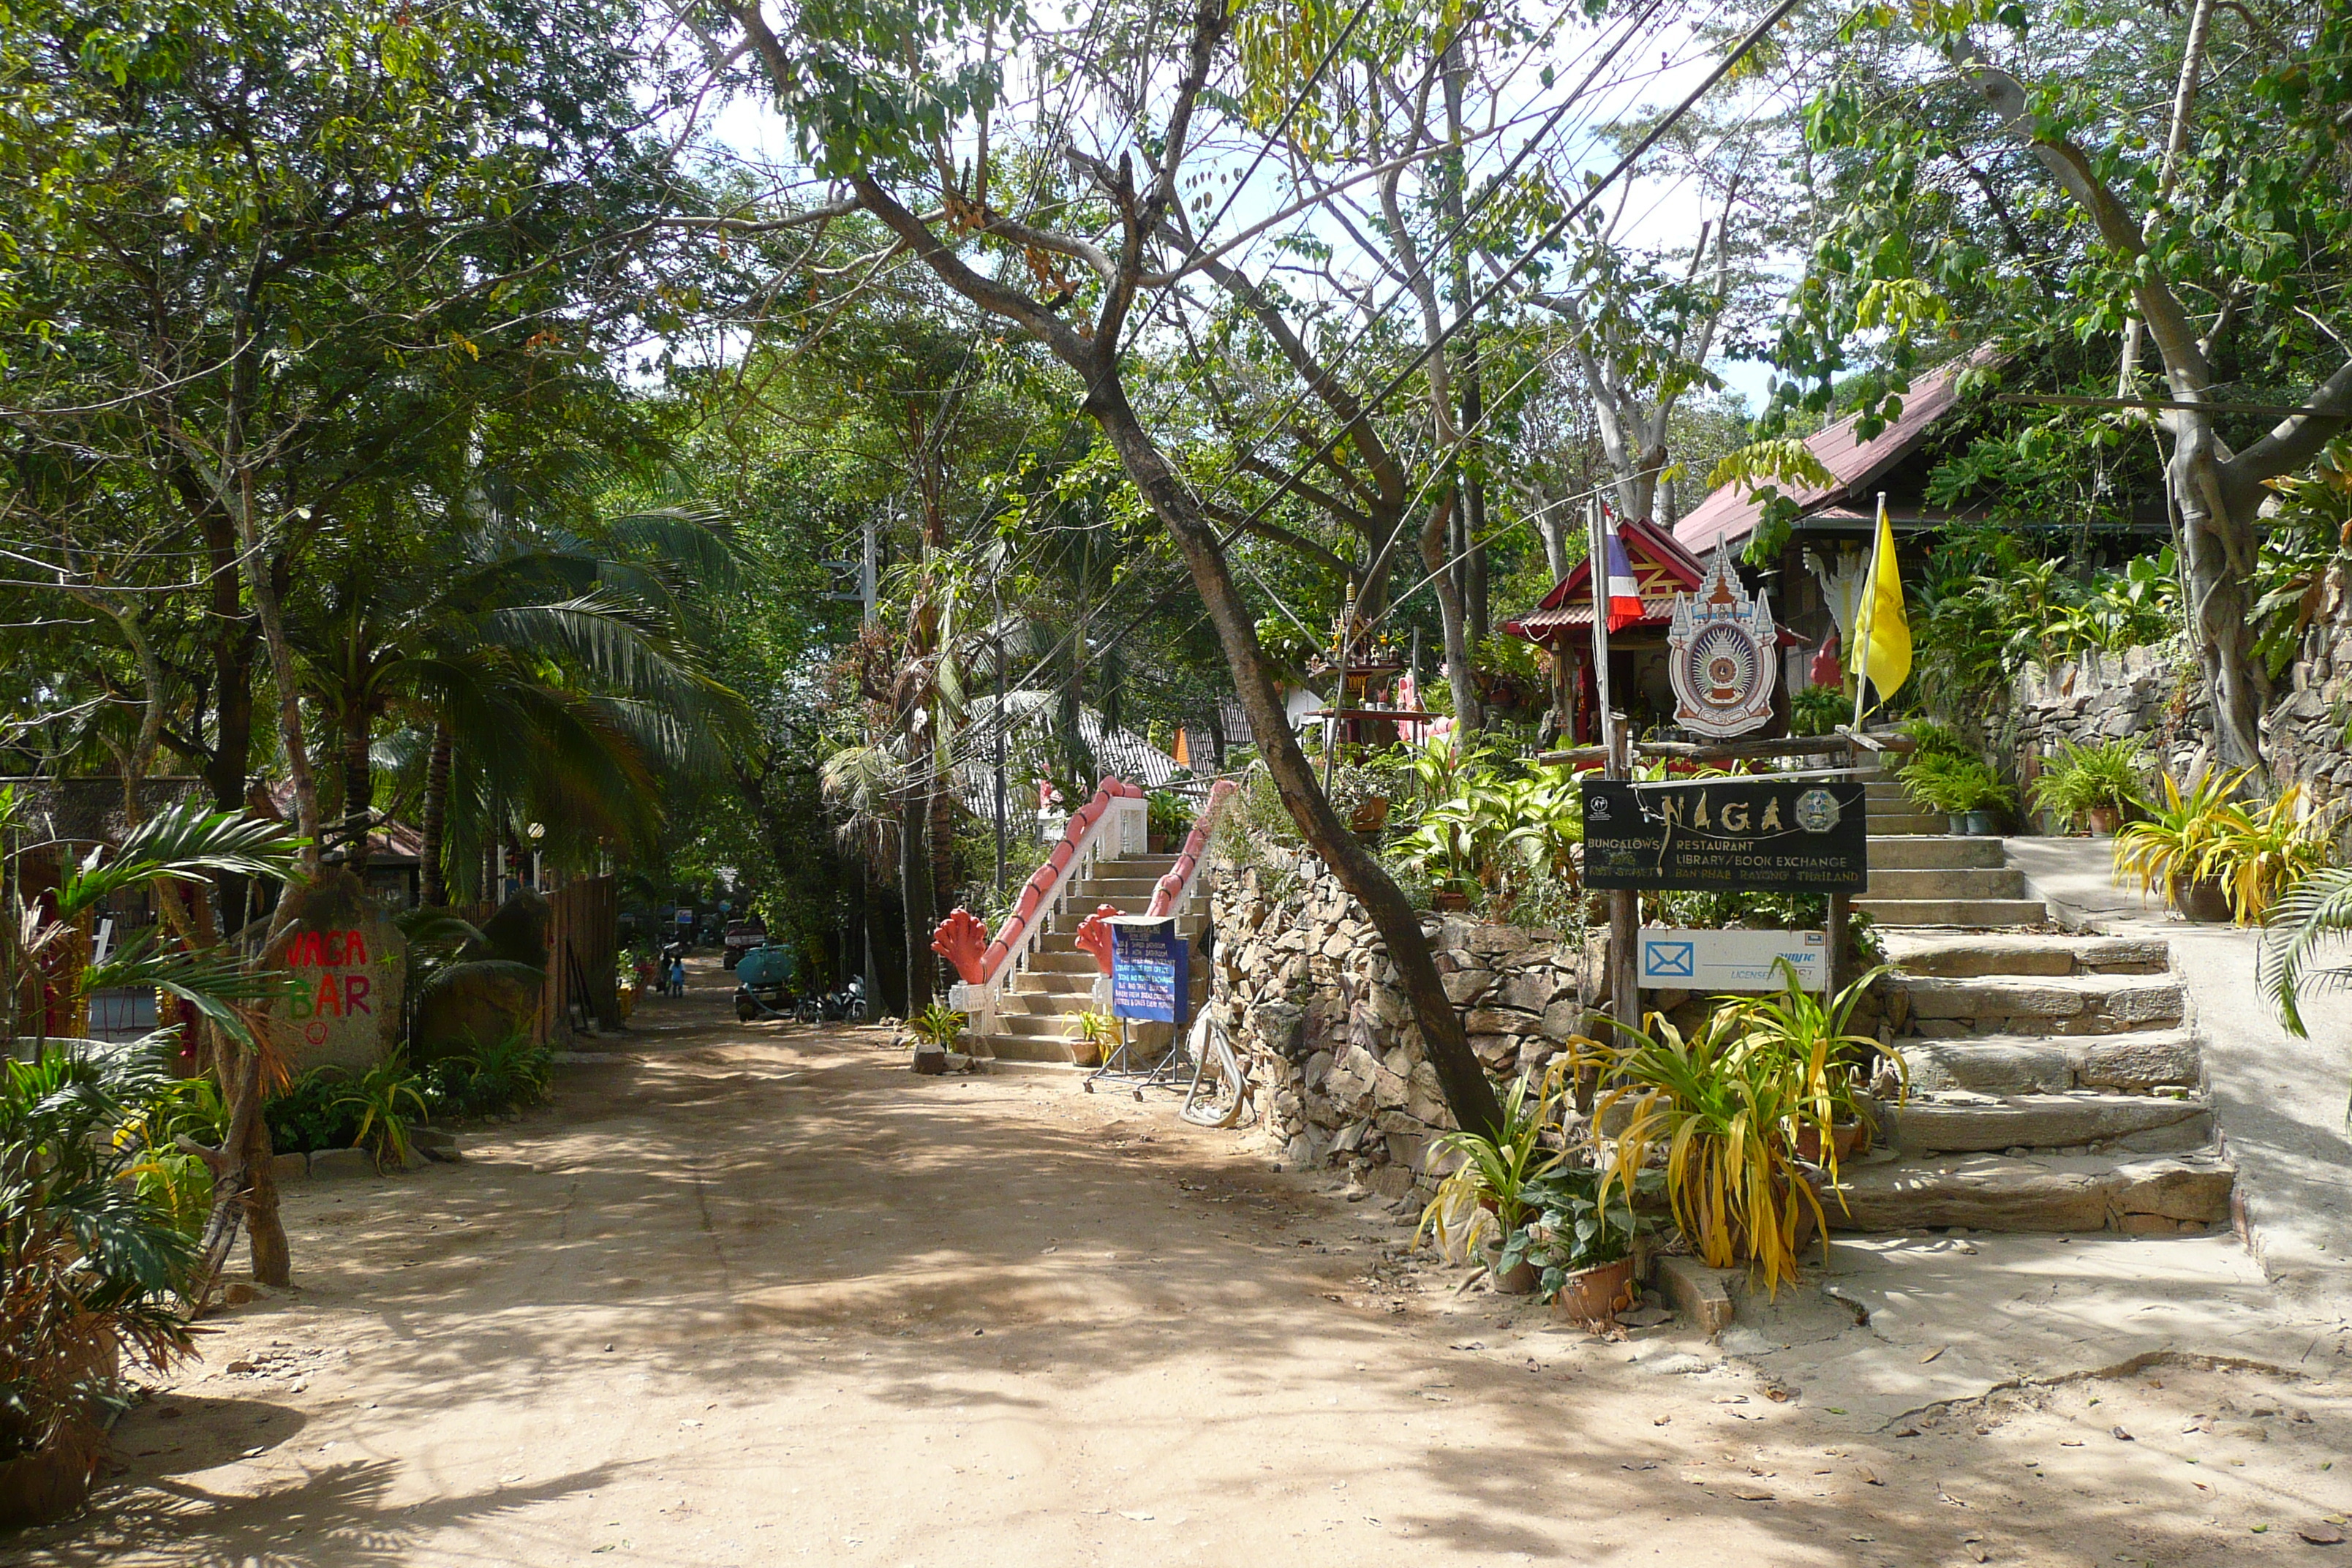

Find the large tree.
[{"left": 1773, "top": 0, "right": 2352, "bottom": 766}]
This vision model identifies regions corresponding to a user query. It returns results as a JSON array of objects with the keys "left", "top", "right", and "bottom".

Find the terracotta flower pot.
[
  {"left": 2086, "top": 805, "right": 2122, "bottom": 837},
  {"left": 1349, "top": 798, "right": 1390, "bottom": 834},
  {"left": 0, "top": 1444, "right": 94, "bottom": 1529},
  {"left": 1550, "top": 1256, "right": 1637, "bottom": 1324},
  {"left": 2170, "top": 874, "right": 2234, "bottom": 924},
  {"left": 1481, "top": 1239, "right": 1539, "bottom": 1294},
  {"left": 1434, "top": 890, "right": 1471, "bottom": 912},
  {"left": 1794, "top": 1120, "right": 1868, "bottom": 1166}
]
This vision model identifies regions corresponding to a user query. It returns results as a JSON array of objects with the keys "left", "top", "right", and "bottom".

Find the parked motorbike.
[{"left": 794, "top": 974, "right": 870, "bottom": 1025}]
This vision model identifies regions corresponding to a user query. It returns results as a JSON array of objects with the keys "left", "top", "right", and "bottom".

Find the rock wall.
[
  {"left": 1993, "top": 572, "right": 2352, "bottom": 826},
  {"left": 1207, "top": 845, "right": 1600, "bottom": 1199},
  {"left": 2266, "top": 560, "right": 2352, "bottom": 810},
  {"left": 1993, "top": 640, "right": 2214, "bottom": 815}
]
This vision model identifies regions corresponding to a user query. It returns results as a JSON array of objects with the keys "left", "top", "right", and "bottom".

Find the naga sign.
[
  {"left": 1580, "top": 779, "right": 1868, "bottom": 894},
  {"left": 259, "top": 870, "right": 407, "bottom": 1073}
]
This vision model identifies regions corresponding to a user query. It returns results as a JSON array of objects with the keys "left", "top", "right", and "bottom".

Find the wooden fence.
[{"left": 536, "top": 875, "right": 620, "bottom": 1043}]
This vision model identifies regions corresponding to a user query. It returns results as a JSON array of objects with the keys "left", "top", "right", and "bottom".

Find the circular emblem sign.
[{"left": 1667, "top": 541, "right": 1780, "bottom": 739}]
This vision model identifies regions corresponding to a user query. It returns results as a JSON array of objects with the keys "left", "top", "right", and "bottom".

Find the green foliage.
[
  {"left": 1901, "top": 754, "right": 2013, "bottom": 815},
  {"left": 421, "top": 1029, "right": 553, "bottom": 1120},
  {"left": 1512, "top": 1166, "right": 1640, "bottom": 1298},
  {"left": 1147, "top": 791, "right": 1195, "bottom": 841},
  {"left": 331, "top": 1057, "right": 432, "bottom": 1170},
  {"left": 1, "top": 1040, "right": 199, "bottom": 1460},
  {"left": 1788, "top": 685, "right": 1850, "bottom": 736},
  {"left": 907, "top": 1001, "right": 968, "bottom": 1049},
  {"left": 265, "top": 1069, "right": 366, "bottom": 1156},
  {"left": 2028, "top": 737, "right": 2148, "bottom": 829},
  {"left": 1417, "top": 1064, "right": 1571, "bottom": 1259},
  {"left": 2258, "top": 867, "right": 2352, "bottom": 1042}
]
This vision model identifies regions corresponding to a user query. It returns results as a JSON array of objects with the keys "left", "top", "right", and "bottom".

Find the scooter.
[{"left": 794, "top": 974, "right": 870, "bottom": 1025}]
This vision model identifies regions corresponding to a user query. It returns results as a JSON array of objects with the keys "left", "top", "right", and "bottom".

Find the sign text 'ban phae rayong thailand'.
[{"left": 1580, "top": 779, "right": 1867, "bottom": 894}]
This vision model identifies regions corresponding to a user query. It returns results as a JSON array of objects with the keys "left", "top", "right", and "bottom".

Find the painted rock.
[{"left": 259, "top": 870, "right": 407, "bottom": 1074}]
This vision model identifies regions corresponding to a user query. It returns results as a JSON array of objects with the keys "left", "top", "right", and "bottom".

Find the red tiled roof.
[{"left": 1672, "top": 349, "right": 1997, "bottom": 556}]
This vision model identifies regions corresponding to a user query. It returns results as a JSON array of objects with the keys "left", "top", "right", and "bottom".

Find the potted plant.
[
  {"left": 2027, "top": 736, "right": 2147, "bottom": 836},
  {"left": 1146, "top": 791, "right": 1194, "bottom": 856},
  {"left": 1, "top": 1043, "right": 199, "bottom": 1526},
  {"left": 905, "top": 1000, "right": 968, "bottom": 1073},
  {"left": 1723, "top": 960, "right": 1899, "bottom": 1176},
  {"left": 1515, "top": 1166, "right": 1642, "bottom": 1324},
  {"left": 2206, "top": 784, "right": 2334, "bottom": 925},
  {"left": 1416, "top": 1063, "right": 1568, "bottom": 1293},
  {"left": 1901, "top": 753, "right": 2014, "bottom": 835},
  {"left": 1577, "top": 1006, "right": 1833, "bottom": 1297},
  {"left": 2113, "top": 769, "right": 2252, "bottom": 922},
  {"left": 1065, "top": 1009, "right": 1118, "bottom": 1068}
]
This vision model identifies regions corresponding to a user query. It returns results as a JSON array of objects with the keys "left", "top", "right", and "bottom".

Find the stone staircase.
[
  {"left": 968, "top": 853, "right": 1213, "bottom": 1064},
  {"left": 1833, "top": 931, "right": 2236, "bottom": 1235},
  {"left": 1854, "top": 773, "right": 2048, "bottom": 927}
]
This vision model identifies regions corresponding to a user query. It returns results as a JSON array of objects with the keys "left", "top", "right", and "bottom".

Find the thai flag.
[{"left": 1602, "top": 526, "right": 1643, "bottom": 632}]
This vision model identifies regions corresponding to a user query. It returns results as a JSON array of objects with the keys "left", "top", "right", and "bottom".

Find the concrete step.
[
  {"left": 1028, "top": 946, "right": 1093, "bottom": 969},
  {"left": 1864, "top": 779, "right": 1909, "bottom": 802},
  {"left": 1866, "top": 811, "right": 1949, "bottom": 836},
  {"left": 971, "top": 1031, "right": 1080, "bottom": 1064},
  {"left": 1009, "top": 970, "right": 1098, "bottom": 996},
  {"left": 1854, "top": 897, "right": 2050, "bottom": 927},
  {"left": 1885, "top": 1090, "right": 2212, "bottom": 1155},
  {"left": 1896, "top": 1029, "right": 2202, "bottom": 1096},
  {"left": 999, "top": 990, "right": 1095, "bottom": 1017},
  {"left": 1828, "top": 1151, "right": 2234, "bottom": 1235},
  {"left": 1072, "top": 878, "right": 1163, "bottom": 902},
  {"left": 1892, "top": 970, "right": 2185, "bottom": 1036},
  {"left": 1863, "top": 867, "right": 2025, "bottom": 900},
  {"left": 1867, "top": 836, "right": 2008, "bottom": 870},
  {"left": 995, "top": 1012, "right": 1085, "bottom": 1038},
  {"left": 1880, "top": 932, "right": 2171, "bottom": 978}
]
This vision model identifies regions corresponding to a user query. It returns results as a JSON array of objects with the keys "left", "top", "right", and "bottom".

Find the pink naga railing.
[
  {"left": 931, "top": 777, "right": 1147, "bottom": 1031},
  {"left": 928, "top": 777, "right": 1241, "bottom": 1029}
]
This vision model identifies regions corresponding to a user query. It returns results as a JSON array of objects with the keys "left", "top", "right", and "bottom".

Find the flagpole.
[
  {"left": 1850, "top": 492, "right": 1884, "bottom": 732},
  {"left": 1588, "top": 496, "right": 1614, "bottom": 758}
]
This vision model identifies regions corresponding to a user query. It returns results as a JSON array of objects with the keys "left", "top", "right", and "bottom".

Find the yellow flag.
[{"left": 1855, "top": 498, "right": 1911, "bottom": 700}]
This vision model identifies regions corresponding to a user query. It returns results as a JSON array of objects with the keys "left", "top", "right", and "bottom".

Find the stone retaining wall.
[
  {"left": 1206, "top": 845, "right": 1602, "bottom": 1198},
  {"left": 1993, "top": 564, "right": 2352, "bottom": 821}
]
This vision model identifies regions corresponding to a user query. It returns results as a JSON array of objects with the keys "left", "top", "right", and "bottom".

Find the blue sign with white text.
[{"left": 1109, "top": 917, "right": 1189, "bottom": 1025}]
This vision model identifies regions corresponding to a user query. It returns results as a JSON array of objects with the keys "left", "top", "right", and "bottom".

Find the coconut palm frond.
[
  {"left": 59, "top": 802, "right": 302, "bottom": 919},
  {"left": 2260, "top": 865, "right": 2352, "bottom": 1037}
]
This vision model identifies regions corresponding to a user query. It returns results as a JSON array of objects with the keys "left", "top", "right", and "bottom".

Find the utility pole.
[{"left": 993, "top": 586, "right": 1008, "bottom": 900}]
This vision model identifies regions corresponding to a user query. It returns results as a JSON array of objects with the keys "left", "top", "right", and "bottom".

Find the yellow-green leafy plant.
[
  {"left": 2113, "top": 768, "right": 2251, "bottom": 910},
  {"left": 330, "top": 1055, "right": 432, "bottom": 1171},
  {"left": 1718, "top": 961, "right": 1900, "bottom": 1183},
  {"left": 908, "top": 1001, "right": 968, "bottom": 1050},
  {"left": 1066, "top": 1010, "right": 1119, "bottom": 1066},
  {"left": 2206, "top": 785, "right": 2334, "bottom": 924},
  {"left": 1415, "top": 1061, "right": 1569, "bottom": 1260},
  {"left": 1578, "top": 1006, "right": 1831, "bottom": 1297}
]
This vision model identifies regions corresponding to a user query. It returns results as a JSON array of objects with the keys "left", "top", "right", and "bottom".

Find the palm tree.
[
  {"left": 292, "top": 508, "right": 745, "bottom": 901},
  {"left": 2260, "top": 866, "right": 2352, "bottom": 1039}
]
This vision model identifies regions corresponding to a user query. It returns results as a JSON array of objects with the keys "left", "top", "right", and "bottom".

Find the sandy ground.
[{"left": 7, "top": 961, "right": 2351, "bottom": 1567}]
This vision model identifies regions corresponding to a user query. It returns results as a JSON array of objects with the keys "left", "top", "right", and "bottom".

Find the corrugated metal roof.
[
  {"left": 1502, "top": 516, "right": 1709, "bottom": 641},
  {"left": 1672, "top": 349, "right": 1997, "bottom": 556}
]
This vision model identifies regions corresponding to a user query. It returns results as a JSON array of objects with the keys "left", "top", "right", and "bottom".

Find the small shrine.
[
  {"left": 1501, "top": 516, "right": 1708, "bottom": 742},
  {"left": 1306, "top": 608, "right": 1428, "bottom": 747}
]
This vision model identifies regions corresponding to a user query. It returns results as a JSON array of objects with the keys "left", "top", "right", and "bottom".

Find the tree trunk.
[
  {"left": 201, "top": 516, "right": 259, "bottom": 928},
  {"left": 342, "top": 704, "right": 373, "bottom": 875},
  {"left": 421, "top": 721, "right": 453, "bottom": 906},
  {"left": 241, "top": 1097, "right": 290, "bottom": 1286},
  {"left": 1422, "top": 493, "right": 1485, "bottom": 732},
  {"left": 928, "top": 762, "right": 958, "bottom": 930},
  {"left": 2174, "top": 431, "right": 2267, "bottom": 765},
  {"left": 1087, "top": 376, "right": 1504, "bottom": 1139}
]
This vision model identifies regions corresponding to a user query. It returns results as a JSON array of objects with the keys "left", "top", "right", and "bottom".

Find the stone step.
[
  {"left": 998, "top": 990, "right": 1095, "bottom": 1017},
  {"left": 1867, "top": 836, "right": 2008, "bottom": 870},
  {"left": 1896, "top": 1028, "right": 2202, "bottom": 1096},
  {"left": 1828, "top": 1151, "right": 2234, "bottom": 1235},
  {"left": 1880, "top": 932, "right": 2171, "bottom": 978},
  {"left": 995, "top": 1011, "right": 1086, "bottom": 1038},
  {"left": 1885, "top": 1090, "right": 2212, "bottom": 1155},
  {"left": 1866, "top": 810, "right": 1949, "bottom": 836},
  {"left": 1892, "top": 970, "right": 2184, "bottom": 1035},
  {"left": 1863, "top": 867, "right": 2026, "bottom": 900},
  {"left": 1864, "top": 779, "right": 1909, "bottom": 800},
  {"left": 1853, "top": 897, "right": 2050, "bottom": 927},
  {"left": 1026, "top": 950, "right": 1098, "bottom": 973}
]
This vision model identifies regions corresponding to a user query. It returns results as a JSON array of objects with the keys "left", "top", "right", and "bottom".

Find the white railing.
[{"left": 935, "top": 777, "right": 1147, "bottom": 1035}]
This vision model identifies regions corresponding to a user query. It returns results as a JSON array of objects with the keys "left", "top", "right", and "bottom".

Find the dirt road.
[{"left": 8, "top": 967, "right": 2349, "bottom": 1566}]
